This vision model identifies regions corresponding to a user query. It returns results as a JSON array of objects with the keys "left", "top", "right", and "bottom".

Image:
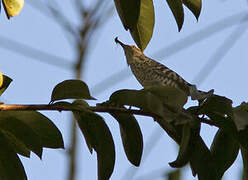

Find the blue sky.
[{"left": 0, "top": 0, "right": 248, "bottom": 179}]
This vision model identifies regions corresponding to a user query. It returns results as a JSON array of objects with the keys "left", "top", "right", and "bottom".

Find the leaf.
[
  {"left": 233, "top": 108, "right": 248, "bottom": 131},
  {"left": 241, "top": 147, "right": 248, "bottom": 180},
  {"left": 169, "top": 124, "right": 192, "bottom": 167},
  {"left": 73, "top": 101, "right": 115, "bottom": 180},
  {"left": 210, "top": 129, "right": 239, "bottom": 179},
  {"left": 0, "top": 72, "right": 3, "bottom": 87},
  {"left": 2, "top": 0, "right": 24, "bottom": 19},
  {"left": 166, "top": 0, "right": 184, "bottom": 31},
  {"left": 0, "top": 112, "right": 43, "bottom": 158},
  {"left": 130, "top": 0, "right": 155, "bottom": 51},
  {"left": 0, "top": 75, "right": 12, "bottom": 97},
  {"left": 114, "top": 0, "right": 140, "bottom": 30},
  {"left": 51, "top": 79, "right": 96, "bottom": 103},
  {"left": 2, "top": 130, "right": 30, "bottom": 158},
  {"left": 109, "top": 107, "right": 143, "bottom": 166},
  {"left": 109, "top": 89, "right": 174, "bottom": 121},
  {"left": 144, "top": 85, "right": 187, "bottom": 111},
  {"left": 166, "top": 169, "right": 181, "bottom": 180},
  {"left": 199, "top": 95, "right": 233, "bottom": 117},
  {"left": 0, "top": 111, "right": 64, "bottom": 149},
  {"left": 0, "top": 131, "right": 27, "bottom": 180},
  {"left": 182, "top": 0, "right": 201, "bottom": 20}
]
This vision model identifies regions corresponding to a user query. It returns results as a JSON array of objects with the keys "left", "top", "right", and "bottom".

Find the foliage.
[{"left": 0, "top": 75, "right": 247, "bottom": 180}]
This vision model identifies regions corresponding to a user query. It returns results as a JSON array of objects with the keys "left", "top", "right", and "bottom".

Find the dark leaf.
[
  {"left": 144, "top": 85, "right": 187, "bottom": 111},
  {"left": 0, "top": 75, "right": 12, "bottom": 96},
  {"left": 169, "top": 124, "right": 192, "bottom": 167},
  {"left": 110, "top": 107, "right": 143, "bottom": 166},
  {"left": 0, "top": 131, "right": 27, "bottom": 180},
  {"left": 0, "top": 111, "right": 64, "bottom": 149},
  {"left": 166, "top": 0, "right": 184, "bottom": 31},
  {"left": 114, "top": 0, "right": 140, "bottom": 30},
  {"left": 166, "top": 169, "right": 181, "bottom": 180},
  {"left": 73, "top": 101, "right": 115, "bottom": 180},
  {"left": 199, "top": 95, "right": 233, "bottom": 117},
  {"left": 182, "top": 0, "right": 201, "bottom": 20},
  {"left": 109, "top": 89, "right": 174, "bottom": 120},
  {"left": 51, "top": 79, "right": 96, "bottom": 103},
  {"left": 210, "top": 129, "right": 239, "bottom": 179},
  {"left": 241, "top": 147, "right": 248, "bottom": 180},
  {"left": 233, "top": 108, "right": 248, "bottom": 131},
  {"left": 2, "top": 130, "right": 30, "bottom": 158},
  {"left": 130, "top": 0, "right": 155, "bottom": 51},
  {"left": 0, "top": 112, "right": 43, "bottom": 158}
]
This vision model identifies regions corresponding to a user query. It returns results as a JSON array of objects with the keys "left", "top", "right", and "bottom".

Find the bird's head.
[{"left": 115, "top": 37, "right": 143, "bottom": 65}]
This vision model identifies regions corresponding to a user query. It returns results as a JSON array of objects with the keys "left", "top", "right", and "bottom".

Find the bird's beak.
[{"left": 115, "top": 37, "right": 128, "bottom": 48}]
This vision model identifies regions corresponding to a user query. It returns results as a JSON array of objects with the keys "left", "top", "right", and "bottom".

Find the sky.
[{"left": 0, "top": 0, "right": 248, "bottom": 179}]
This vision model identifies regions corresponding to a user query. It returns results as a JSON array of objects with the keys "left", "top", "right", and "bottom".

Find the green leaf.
[
  {"left": 199, "top": 95, "right": 233, "bottom": 117},
  {"left": 210, "top": 129, "right": 239, "bottom": 179},
  {"left": 51, "top": 79, "right": 96, "bottom": 103},
  {"left": 130, "top": 0, "right": 155, "bottom": 51},
  {"left": 0, "top": 112, "right": 43, "bottom": 158},
  {"left": 166, "top": 0, "right": 184, "bottom": 31},
  {"left": 2, "top": 130, "right": 30, "bottom": 158},
  {"left": 0, "top": 111, "right": 64, "bottom": 149},
  {"left": 109, "top": 107, "right": 143, "bottom": 166},
  {"left": 182, "top": 0, "right": 201, "bottom": 20},
  {"left": 73, "top": 101, "right": 115, "bottom": 180},
  {"left": 109, "top": 89, "right": 174, "bottom": 121},
  {"left": 0, "top": 75, "right": 12, "bottom": 97},
  {"left": 0, "top": 131, "right": 27, "bottom": 180},
  {"left": 114, "top": 0, "right": 140, "bottom": 30},
  {"left": 241, "top": 147, "right": 248, "bottom": 180},
  {"left": 144, "top": 85, "right": 187, "bottom": 111},
  {"left": 233, "top": 108, "right": 248, "bottom": 131},
  {"left": 166, "top": 169, "right": 181, "bottom": 180},
  {"left": 169, "top": 124, "right": 192, "bottom": 167}
]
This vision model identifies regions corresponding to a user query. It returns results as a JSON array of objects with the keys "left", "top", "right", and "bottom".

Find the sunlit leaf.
[
  {"left": 0, "top": 72, "right": 3, "bottom": 87},
  {"left": 130, "top": 0, "right": 155, "bottom": 51},
  {"left": 0, "top": 75, "right": 12, "bottom": 97},
  {"left": 73, "top": 101, "right": 115, "bottom": 180},
  {"left": 169, "top": 124, "right": 192, "bottom": 167},
  {"left": 114, "top": 0, "right": 140, "bottom": 30},
  {"left": 0, "top": 111, "right": 64, "bottom": 149},
  {"left": 182, "top": 0, "right": 201, "bottom": 20},
  {"left": 0, "top": 112, "right": 43, "bottom": 158},
  {"left": 0, "top": 131, "right": 27, "bottom": 180},
  {"left": 110, "top": 107, "right": 143, "bottom": 166},
  {"left": 166, "top": 0, "right": 184, "bottom": 31},
  {"left": 210, "top": 129, "right": 239, "bottom": 179},
  {"left": 51, "top": 79, "right": 96, "bottom": 103},
  {"left": 2, "top": 0, "right": 24, "bottom": 19}
]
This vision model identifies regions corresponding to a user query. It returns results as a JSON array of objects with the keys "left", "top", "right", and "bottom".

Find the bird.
[{"left": 115, "top": 37, "right": 213, "bottom": 100}]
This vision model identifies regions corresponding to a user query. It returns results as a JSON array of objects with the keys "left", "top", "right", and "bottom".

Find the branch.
[{"left": 0, "top": 103, "right": 219, "bottom": 127}]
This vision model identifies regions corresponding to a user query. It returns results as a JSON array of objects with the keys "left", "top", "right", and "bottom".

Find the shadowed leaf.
[
  {"left": 73, "top": 101, "right": 115, "bottom": 180},
  {"left": 166, "top": 0, "right": 184, "bottom": 31},
  {"left": 114, "top": 0, "right": 140, "bottom": 30},
  {"left": 241, "top": 147, "right": 248, "bottom": 180},
  {"left": 130, "top": 0, "right": 155, "bottom": 51},
  {"left": 51, "top": 79, "right": 96, "bottom": 103},
  {"left": 0, "top": 131, "right": 27, "bottom": 180},
  {"left": 0, "top": 111, "right": 64, "bottom": 149},
  {"left": 166, "top": 169, "right": 181, "bottom": 180},
  {"left": 109, "top": 107, "right": 143, "bottom": 166},
  {"left": 169, "top": 124, "right": 192, "bottom": 167},
  {"left": 0, "top": 112, "right": 43, "bottom": 158},
  {"left": 210, "top": 129, "right": 239, "bottom": 179},
  {"left": 0, "top": 75, "right": 12, "bottom": 97},
  {"left": 2, "top": 130, "right": 30, "bottom": 158},
  {"left": 199, "top": 95, "right": 233, "bottom": 117},
  {"left": 144, "top": 85, "right": 187, "bottom": 111},
  {"left": 182, "top": 0, "right": 201, "bottom": 20}
]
